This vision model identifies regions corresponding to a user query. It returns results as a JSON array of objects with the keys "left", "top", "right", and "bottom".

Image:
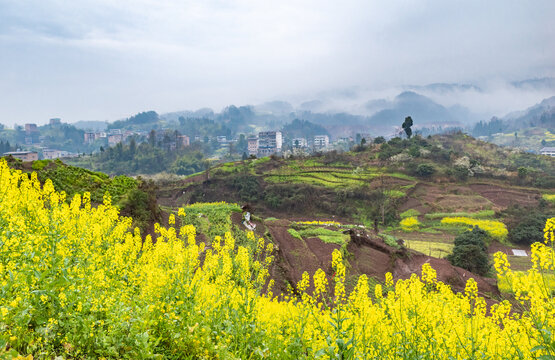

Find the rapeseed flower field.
[
  {"left": 399, "top": 216, "right": 420, "bottom": 232},
  {"left": 0, "top": 158, "right": 554, "bottom": 359},
  {"left": 440, "top": 216, "right": 509, "bottom": 242}
]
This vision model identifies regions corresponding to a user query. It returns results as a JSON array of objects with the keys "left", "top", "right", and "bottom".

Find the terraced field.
[{"left": 265, "top": 166, "right": 417, "bottom": 189}]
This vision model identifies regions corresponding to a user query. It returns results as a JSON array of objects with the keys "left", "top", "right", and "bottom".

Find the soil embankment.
[{"left": 261, "top": 221, "right": 499, "bottom": 297}]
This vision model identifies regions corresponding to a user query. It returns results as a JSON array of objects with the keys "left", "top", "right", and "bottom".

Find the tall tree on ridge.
[{"left": 402, "top": 116, "right": 413, "bottom": 139}]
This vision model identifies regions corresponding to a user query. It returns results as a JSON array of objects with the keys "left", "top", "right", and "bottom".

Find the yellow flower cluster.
[
  {"left": 294, "top": 220, "right": 342, "bottom": 227},
  {"left": 399, "top": 216, "right": 420, "bottom": 231},
  {"left": 441, "top": 216, "right": 508, "bottom": 241},
  {"left": 545, "top": 217, "right": 555, "bottom": 245},
  {"left": 184, "top": 201, "right": 239, "bottom": 208},
  {"left": 542, "top": 194, "right": 555, "bottom": 204},
  {"left": 0, "top": 158, "right": 554, "bottom": 359}
]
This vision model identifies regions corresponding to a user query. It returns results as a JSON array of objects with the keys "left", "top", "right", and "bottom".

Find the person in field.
[{"left": 241, "top": 204, "right": 256, "bottom": 230}]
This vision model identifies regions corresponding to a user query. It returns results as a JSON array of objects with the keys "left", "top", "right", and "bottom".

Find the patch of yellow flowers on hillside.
[
  {"left": 441, "top": 216, "right": 508, "bottom": 241},
  {"left": 400, "top": 216, "right": 420, "bottom": 231},
  {"left": 0, "top": 158, "right": 554, "bottom": 359}
]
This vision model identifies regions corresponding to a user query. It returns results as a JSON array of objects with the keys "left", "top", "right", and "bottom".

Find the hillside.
[
  {"left": 2, "top": 156, "right": 159, "bottom": 232},
  {"left": 1, "top": 156, "right": 554, "bottom": 358},
  {"left": 153, "top": 133, "right": 554, "bottom": 294},
  {"left": 472, "top": 96, "right": 555, "bottom": 152},
  {"left": 158, "top": 133, "right": 554, "bottom": 216}
]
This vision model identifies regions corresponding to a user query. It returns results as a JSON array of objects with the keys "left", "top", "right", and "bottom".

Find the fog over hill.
[{"left": 151, "top": 78, "right": 554, "bottom": 136}]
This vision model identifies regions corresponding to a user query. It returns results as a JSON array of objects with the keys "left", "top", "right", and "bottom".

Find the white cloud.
[{"left": 0, "top": 0, "right": 553, "bottom": 124}]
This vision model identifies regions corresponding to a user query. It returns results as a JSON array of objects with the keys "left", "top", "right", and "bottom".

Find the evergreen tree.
[
  {"left": 447, "top": 226, "right": 490, "bottom": 275},
  {"left": 402, "top": 116, "right": 413, "bottom": 139}
]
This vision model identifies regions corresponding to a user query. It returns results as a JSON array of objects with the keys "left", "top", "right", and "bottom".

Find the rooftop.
[{"left": 4, "top": 151, "right": 38, "bottom": 155}]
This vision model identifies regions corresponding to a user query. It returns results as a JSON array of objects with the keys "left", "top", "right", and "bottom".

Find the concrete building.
[
  {"left": 247, "top": 137, "right": 259, "bottom": 156},
  {"left": 314, "top": 135, "right": 330, "bottom": 149},
  {"left": 177, "top": 135, "right": 190, "bottom": 148},
  {"left": 292, "top": 138, "right": 308, "bottom": 148},
  {"left": 49, "top": 118, "right": 61, "bottom": 125},
  {"left": 540, "top": 147, "right": 555, "bottom": 157},
  {"left": 108, "top": 134, "right": 123, "bottom": 146},
  {"left": 25, "top": 123, "right": 38, "bottom": 135},
  {"left": 43, "top": 149, "right": 77, "bottom": 160},
  {"left": 258, "top": 131, "right": 282, "bottom": 156},
  {"left": 3, "top": 151, "right": 39, "bottom": 161},
  {"left": 84, "top": 132, "right": 96, "bottom": 144}
]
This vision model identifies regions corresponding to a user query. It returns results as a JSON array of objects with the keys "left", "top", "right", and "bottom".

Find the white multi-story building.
[
  {"left": 42, "top": 149, "right": 78, "bottom": 159},
  {"left": 292, "top": 138, "right": 307, "bottom": 148},
  {"left": 314, "top": 135, "right": 330, "bottom": 149},
  {"left": 540, "top": 147, "right": 555, "bottom": 157},
  {"left": 247, "top": 137, "right": 259, "bottom": 156},
  {"left": 258, "top": 131, "right": 282, "bottom": 156}
]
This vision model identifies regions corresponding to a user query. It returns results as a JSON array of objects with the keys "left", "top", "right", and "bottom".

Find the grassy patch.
[
  {"left": 378, "top": 233, "right": 401, "bottom": 249},
  {"left": 287, "top": 228, "right": 303, "bottom": 241},
  {"left": 405, "top": 240, "right": 454, "bottom": 258},
  {"left": 384, "top": 190, "right": 406, "bottom": 198},
  {"left": 295, "top": 226, "right": 349, "bottom": 245},
  {"left": 420, "top": 227, "right": 443, "bottom": 234},
  {"left": 424, "top": 210, "right": 495, "bottom": 220},
  {"left": 179, "top": 202, "right": 241, "bottom": 241}
]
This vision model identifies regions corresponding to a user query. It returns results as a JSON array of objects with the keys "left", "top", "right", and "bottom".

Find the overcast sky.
[{"left": 0, "top": 0, "right": 553, "bottom": 125}]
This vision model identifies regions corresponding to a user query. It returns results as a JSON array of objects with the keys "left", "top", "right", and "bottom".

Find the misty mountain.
[
  {"left": 161, "top": 108, "right": 215, "bottom": 122},
  {"left": 281, "top": 119, "right": 330, "bottom": 141},
  {"left": 502, "top": 96, "right": 555, "bottom": 129},
  {"left": 108, "top": 111, "right": 160, "bottom": 130},
  {"left": 72, "top": 120, "right": 108, "bottom": 132},
  {"left": 406, "top": 83, "right": 482, "bottom": 93},
  {"left": 363, "top": 98, "right": 389, "bottom": 113},
  {"left": 366, "top": 91, "right": 467, "bottom": 129},
  {"left": 472, "top": 96, "right": 555, "bottom": 136},
  {"left": 254, "top": 101, "right": 294, "bottom": 115},
  {"left": 510, "top": 77, "right": 555, "bottom": 90},
  {"left": 299, "top": 100, "right": 325, "bottom": 112}
]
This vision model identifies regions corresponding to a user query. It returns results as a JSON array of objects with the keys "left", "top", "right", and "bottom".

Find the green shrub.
[
  {"left": 451, "top": 165, "right": 470, "bottom": 181},
  {"left": 31, "top": 159, "right": 50, "bottom": 170},
  {"left": 447, "top": 226, "right": 491, "bottom": 276},
  {"left": 508, "top": 212, "right": 548, "bottom": 245},
  {"left": 415, "top": 163, "right": 435, "bottom": 177}
]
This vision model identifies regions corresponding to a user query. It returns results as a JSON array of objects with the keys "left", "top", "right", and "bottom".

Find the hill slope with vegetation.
[{"left": 1, "top": 157, "right": 554, "bottom": 359}]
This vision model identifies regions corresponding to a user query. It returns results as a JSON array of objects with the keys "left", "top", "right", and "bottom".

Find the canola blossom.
[
  {"left": 440, "top": 216, "right": 508, "bottom": 241},
  {"left": 293, "top": 220, "right": 342, "bottom": 227},
  {"left": 399, "top": 216, "right": 420, "bottom": 232},
  {"left": 0, "top": 159, "right": 554, "bottom": 359},
  {"left": 542, "top": 194, "right": 555, "bottom": 204}
]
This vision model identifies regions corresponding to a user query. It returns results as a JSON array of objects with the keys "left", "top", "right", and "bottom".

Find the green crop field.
[{"left": 404, "top": 240, "right": 454, "bottom": 258}]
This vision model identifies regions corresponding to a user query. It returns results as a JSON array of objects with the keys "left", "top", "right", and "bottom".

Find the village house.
[
  {"left": 540, "top": 147, "right": 555, "bottom": 157},
  {"left": 257, "top": 131, "right": 282, "bottom": 156},
  {"left": 247, "top": 136, "right": 259, "bottom": 156},
  {"left": 313, "top": 135, "right": 329, "bottom": 149},
  {"left": 3, "top": 151, "right": 39, "bottom": 161}
]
